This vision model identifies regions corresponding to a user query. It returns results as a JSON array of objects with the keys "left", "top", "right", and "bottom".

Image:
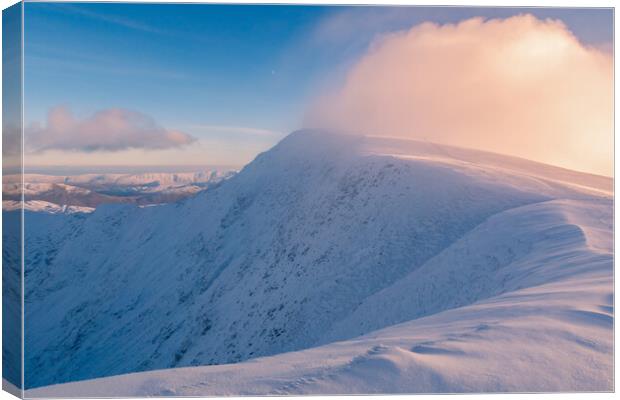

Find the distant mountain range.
[{"left": 2, "top": 170, "right": 236, "bottom": 212}]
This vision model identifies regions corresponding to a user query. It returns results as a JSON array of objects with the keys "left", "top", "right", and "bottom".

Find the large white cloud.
[
  {"left": 306, "top": 14, "right": 613, "bottom": 176},
  {"left": 27, "top": 106, "right": 195, "bottom": 152}
]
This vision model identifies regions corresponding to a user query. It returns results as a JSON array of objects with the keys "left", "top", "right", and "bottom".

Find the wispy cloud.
[
  {"left": 26, "top": 53, "right": 188, "bottom": 80},
  {"left": 55, "top": 3, "right": 165, "bottom": 34},
  {"left": 188, "top": 125, "right": 283, "bottom": 137},
  {"left": 309, "top": 7, "right": 414, "bottom": 47},
  {"left": 28, "top": 106, "right": 196, "bottom": 153},
  {"left": 48, "top": 3, "right": 221, "bottom": 45}
]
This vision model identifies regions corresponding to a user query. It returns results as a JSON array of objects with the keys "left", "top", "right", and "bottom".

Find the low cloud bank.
[
  {"left": 27, "top": 107, "right": 195, "bottom": 152},
  {"left": 306, "top": 14, "right": 613, "bottom": 176}
]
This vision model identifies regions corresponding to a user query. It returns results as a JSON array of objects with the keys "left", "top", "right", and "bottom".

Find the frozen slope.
[
  {"left": 27, "top": 199, "right": 613, "bottom": 395},
  {"left": 320, "top": 198, "right": 612, "bottom": 345},
  {"left": 22, "top": 131, "right": 612, "bottom": 394}
]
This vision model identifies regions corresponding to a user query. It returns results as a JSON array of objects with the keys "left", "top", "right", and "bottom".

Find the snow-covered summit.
[{"left": 15, "top": 131, "right": 612, "bottom": 394}]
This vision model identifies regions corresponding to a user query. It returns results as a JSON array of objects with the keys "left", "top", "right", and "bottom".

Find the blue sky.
[{"left": 23, "top": 3, "right": 613, "bottom": 168}]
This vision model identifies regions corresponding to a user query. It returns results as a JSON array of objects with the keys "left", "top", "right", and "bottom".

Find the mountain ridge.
[{"left": 10, "top": 131, "right": 612, "bottom": 392}]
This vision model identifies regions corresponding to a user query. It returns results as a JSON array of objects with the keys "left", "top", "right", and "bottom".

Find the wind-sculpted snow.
[
  {"left": 18, "top": 131, "right": 612, "bottom": 394},
  {"left": 320, "top": 198, "right": 612, "bottom": 344}
]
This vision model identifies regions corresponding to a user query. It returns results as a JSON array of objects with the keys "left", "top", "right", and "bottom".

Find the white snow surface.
[{"left": 21, "top": 131, "right": 612, "bottom": 395}]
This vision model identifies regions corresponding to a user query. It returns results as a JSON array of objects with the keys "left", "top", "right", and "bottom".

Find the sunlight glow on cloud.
[
  {"left": 307, "top": 14, "right": 613, "bottom": 176},
  {"left": 27, "top": 106, "right": 195, "bottom": 153}
]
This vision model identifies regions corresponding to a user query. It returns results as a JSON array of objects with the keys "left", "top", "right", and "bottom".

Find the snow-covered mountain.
[
  {"left": 13, "top": 131, "right": 612, "bottom": 394},
  {"left": 2, "top": 170, "right": 234, "bottom": 210},
  {"left": 2, "top": 200, "right": 95, "bottom": 214},
  {"left": 64, "top": 171, "right": 230, "bottom": 190}
]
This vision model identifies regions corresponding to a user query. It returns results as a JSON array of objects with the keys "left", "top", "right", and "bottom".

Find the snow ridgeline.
[{"left": 18, "top": 131, "right": 612, "bottom": 395}]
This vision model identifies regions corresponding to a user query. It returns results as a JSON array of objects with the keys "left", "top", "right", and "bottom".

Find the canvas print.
[{"left": 2, "top": 2, "right": 614, "bottom": 397}]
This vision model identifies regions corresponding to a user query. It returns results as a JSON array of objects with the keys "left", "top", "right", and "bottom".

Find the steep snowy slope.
[
  {"left": 19, "top": 131, "right": 612, "bottom": 393},
  {"left": 26, "top": 199, "right": 613, "bottom": 396},
  {"left": 28, "top": 196, "right": 613, "bottom": 395}
]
